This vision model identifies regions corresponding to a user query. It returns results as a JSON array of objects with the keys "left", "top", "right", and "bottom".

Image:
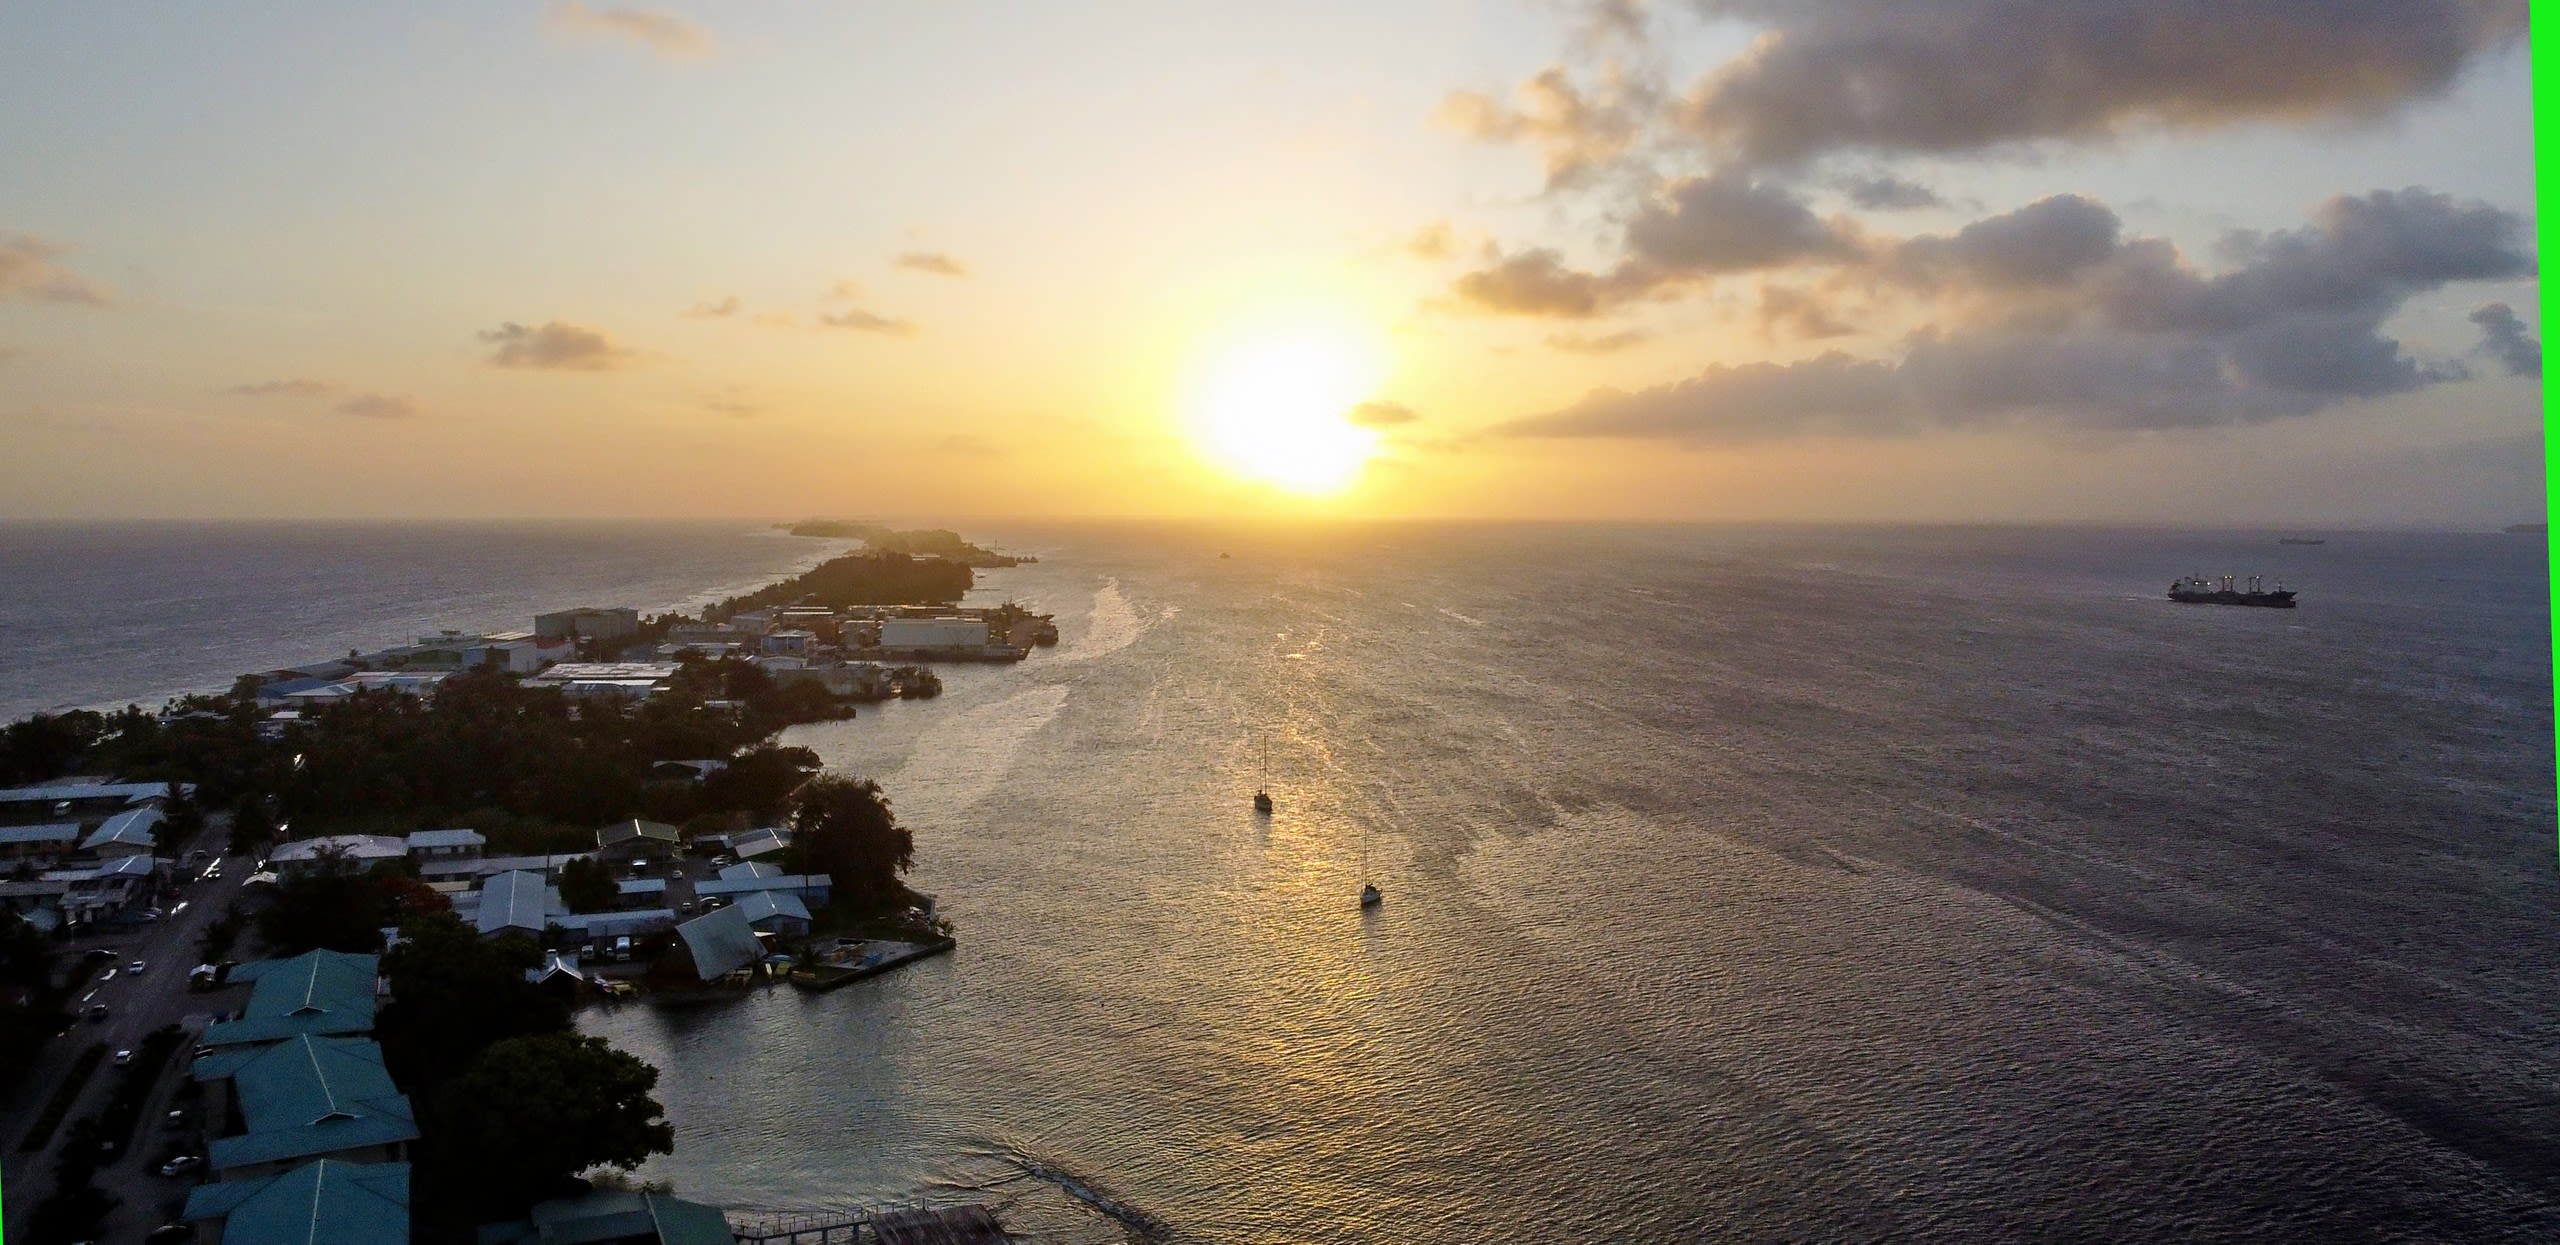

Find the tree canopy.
[
  {"left": 785, "top": 775, "right": 912, "bottom": 911},
  {"left": 377, "top": 911, "right": 570, "bottom": 1092},
  {"left": 557, "top": 857, "right": 618, "bottom": 915},
  {"left": 426, "top": 1033, "right": 674, "bottom": 1219}
]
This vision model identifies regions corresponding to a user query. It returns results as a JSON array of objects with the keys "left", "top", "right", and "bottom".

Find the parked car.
[
  {"left": 678, "top": 900, "right": 698, "bottom": 916},
  {"left": 128, "top": 959, "right": 146, "bottom": 974},
  {"left": 165, "top": 1108, "right": 188, "bottom": 1127},
  {"left": 158, "top": 1155, "right": 204, "bottom": 1177},
  {"left": 84, "top": 1003, "right": 109, "bottom": 1022},
  {"left": 113, "top": 1049, "right": 133, "bottom": 1066}
]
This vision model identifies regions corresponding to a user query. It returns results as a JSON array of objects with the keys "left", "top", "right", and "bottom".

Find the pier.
[
  {"left": 789, "top": 936, "right": 957, "bottom": 991},
  {"left": 730, "top": 1205, "right": 1006, "bottom": 1244}
]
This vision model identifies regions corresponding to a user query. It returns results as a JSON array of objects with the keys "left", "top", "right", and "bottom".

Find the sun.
[{"left": 1184, "top": 316, "right": 1389, "bottom": 494}]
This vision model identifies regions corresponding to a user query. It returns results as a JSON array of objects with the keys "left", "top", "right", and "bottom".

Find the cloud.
[
  {"left": 1433, "top": 64, "right": 1660, "bottom": 190},
  {"left": 816, "top": 309, "right": 918, "bottom": 336},
  {"left": 1757, "top": 285, "right": 1855, "bottom": 339},
  {"left": 683, "top": 296, "right": 739, "bottom": 319},
  {"left": 1504, "top": 185, "right": 2534, "bottom": 442},
  {"left": 334, "top": 394, "right": 421, "bottom": 420},
  {"left": 1451, "top": 249, "right": 1631, "bottom": 317},
  {"left": 1348, "top": 401, "right": 1421, "bottom": 427},
  {"left": 224, "top": 379, "right": 338, "bottom": 398},
  {"left": 703, "top": 391, "right": 761, "bottom": 419},
  {"left": 1681, "top": 0, "right": 2527, "bottom": 166},
  {"left": 751, "top": 310, "right": 798, "bottom": 328},
  {"left": 1840, "top": 174, "right": 1943, "bottom": 211},
  {"left": 479, "top": 320, "right": 641, "bottom": 370},
  {"left": 895, "top": 251, "right": 968, "bottom": 277},
  {"left": 1623, "top": 169, "right": 1857, "bottom": 273},
  {"left": 1546, "top": 329, "right": 1653, "bottom": 354},
  {"left": 0, "top": 236, "right": 113, "bottom": 306},
  {"left": 546, "top": 2, "right": 713, "bottom": 59},
  {"left": 2469, "top": 302, "right": 2541, "bottom": 377},
  {"left": 1404, "top": 221, "right": 1458, "bottom": 261}
]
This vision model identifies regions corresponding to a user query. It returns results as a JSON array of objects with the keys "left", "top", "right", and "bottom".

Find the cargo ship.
[{"left": 2169, "top": 573, "right": 2297, "bottom": 608}]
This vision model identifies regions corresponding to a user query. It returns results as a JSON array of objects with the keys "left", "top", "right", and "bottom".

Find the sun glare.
[{"left": 1185, "top": 318, "right": 1388, "bottom": 495}]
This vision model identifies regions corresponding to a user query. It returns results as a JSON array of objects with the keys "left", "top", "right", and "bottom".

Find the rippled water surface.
[{"left": 557, "top": 524, "right": 2559, "bottom": 1243}]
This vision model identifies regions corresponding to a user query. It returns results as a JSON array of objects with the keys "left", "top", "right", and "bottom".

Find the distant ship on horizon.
[
  {"left": 2278, "top": 536, "right": 2326, "bottom": 545},
  {"left": 2170, "top": 573, "right": 2297, "bottom": 609}
]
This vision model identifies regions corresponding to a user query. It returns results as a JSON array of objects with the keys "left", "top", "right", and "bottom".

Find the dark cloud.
[
  {"left": 479, "top": 321, "right": 641, "bottom": 370},
  {"left": 2469, "top": 302, "right": 2541, "bottom": 377},
  {"left": 0, "top": 236, "right": 113, "bottom": 306},
  {"left": 817, "top": 308, "right": 919, "bottom": 336},
  {"left": 1433, "top": 64, "right": 1660, "bottom": 190},
  {"left": 684, "top": 296, "right": 739, "bottom": 319},
  {"left": 1349, "top": 401, "right": 1421, "bottom": 427},
  {"left": 547, "top": 2, "right": 713, "bottom": 58},
  {"left": 1681, "top": 0, "right": 2526, "bottom": 165},
  {"left": 1623, "top": 170, "right": 1856, "bottom": 273},
  {"left": 1404, "top": 221, "right": 1458, "bottom": 261},
  {"left": 224, "top": 379, "right": 337, "bottom": 398},
  {"left": 1505, "top": 185, "right": 2534, "bottom": 442},
  {"left": 1547, "top": 329, "right": 1653, "bottom": 355},
  {"left": 1840, "top": 174, "right": 1943, "bottom": 211},
  {"left": 334, "top": 394, "right": 421, "bottom": 420},
  {"left": 1886, "top": 194, "right": 2122, "bottom": 289},
  {"left": 895, "top": 251, "right": 968, "bottom": 277}
]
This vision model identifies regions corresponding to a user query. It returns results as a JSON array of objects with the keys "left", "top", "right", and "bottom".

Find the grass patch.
[{"left": 18, "top": 1040, "right": 108, "bottom": 1151}]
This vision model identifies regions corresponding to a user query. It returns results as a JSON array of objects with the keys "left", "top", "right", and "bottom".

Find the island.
[{"left": 784, "top": 519, "right": 1036, "bottom": 567}]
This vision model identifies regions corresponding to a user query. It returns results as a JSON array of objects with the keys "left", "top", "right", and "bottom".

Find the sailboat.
[
  {"left": 1253, "top": 739, "right": 1274, "bottom": 814},
  {"left": 1358, "top": 817, "right": 1381, "bottom": 908}
]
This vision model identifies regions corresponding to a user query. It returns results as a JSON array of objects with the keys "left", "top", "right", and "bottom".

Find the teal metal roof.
[
  {"left": 482, "top": 1188, "right": 735, "bottom": 1245},
  {"left": 208, "top": 1035, "right": 418, "bottom": 1171},
  {"left": 202, "top": 949, "right": 379, "bottom": 1047},
  {"left": 185, "top": 1159, "right": 411, "bottom": 1244}
]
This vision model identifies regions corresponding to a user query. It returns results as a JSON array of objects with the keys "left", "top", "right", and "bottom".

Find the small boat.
[
  {"left": 1359, "top": 884, "right": 1382, "bottom": 909},
  {"left": 1253, "top": 739, "right": 1273, "bottom": 814},
  {"left": 1254, "top": 789, "right": 1273, "bottom": 814}
]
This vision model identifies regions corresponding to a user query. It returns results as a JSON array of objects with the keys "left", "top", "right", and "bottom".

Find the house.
[
  {"left": 616, "top": 878, "right": 667, "bottom": 909},
  {"left": 694, "top": 872, "right": 831, "bottom": 909},
  {"left": 417, "top": 851, "right": 593, "bottom": 885},
  {"left": 477, "top": 1187, "right": 737, "bottom": 1245},
  {"left": 730, "top": 889, "right": 811, "bottom": 937},
  {"left": 182, "top": 1158, "right": 410, "bottom": 1245},
  {"left": 473, "top": 870, "right": 558, "bottom": 940},
  {"left": 62, "top": 855, "right": 160, "bottom": 924},
  {"left": 648, "top": 759, "right": 728, "bottom": 783},
  {"left": 670, "top": 905, "right": 762, "bottom": 982},
  {"left": 405, "top": 828, "right": 486, "bottom": 865},
  {"left": 525, "top": 951, "right": 593, "bottom": 999},
  {"left": 713, "top": 861, "right": 779, "bottom": 882},
  {"left": 553, "top": 908, "right": 676, "bottom": 945},
  {"left": 0, "top": 780, "right": 188, "bottom": 823},
  {"left": 270, "top": 835, "right": 409, "bottom": 879},
  {"left": 78, "top": 806, "right": 163, "bottom": 858},
  {"left": 596, "top": 820, "right": 682, "bottom": 864},
  {"left": 528, "top": 662, "right": 681, "bottom": 699},
  {"left": 194, "top": 1035, "right": 419, "bottom": 1178},
  {"left": 758, "top": 629, "right": 814, "bottom": 657},
  {"left": 199, "top": 949, "right": 381, "bottom": 1048}
]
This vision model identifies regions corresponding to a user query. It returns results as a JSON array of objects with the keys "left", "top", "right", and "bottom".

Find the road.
[{"left": 0, "top": 843, "right": 260, "bottom": 1243}]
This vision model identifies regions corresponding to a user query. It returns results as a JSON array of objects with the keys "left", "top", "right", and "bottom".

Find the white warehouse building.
[{"left": 879, "top": 617, "right": 989, "bottom": 649}]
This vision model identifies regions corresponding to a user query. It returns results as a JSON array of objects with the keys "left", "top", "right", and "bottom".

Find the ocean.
[{"left": 6, "top": 521, "right": 2555, "bottom": 1241}]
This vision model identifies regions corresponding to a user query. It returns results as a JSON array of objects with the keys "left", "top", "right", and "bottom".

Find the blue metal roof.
[
  {"left": 185, "top": 1159, "right": 411, "bottom": 1244},
  {"left": 0, "top": 822, "right": 80, "bottom": 846},
  {"left": 202, "top": 950, "right": 379, "bottom": 1047},
  {"left": 79, "top": 805, "right": 163, "bottom": 852},
  {"left": 477, "top": 870, "right": 556, "bottom": 937},
  {"left": 674, "top": 906, "right": 763, "bottom": 980},
  {"left": 404, "top": 828, "right": 485, "bottom": 850},
  {"left": 207, "top": 1036, "right": 419, "bottom": 1171},
  {"left": 732, "top": 890, "right": 810, "bottom": 927}
]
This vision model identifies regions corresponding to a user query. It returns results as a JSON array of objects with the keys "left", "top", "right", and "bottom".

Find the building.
[
  {"left": 0, "top": 780, "right": 188, "bottom": 824},
  {"left": 194, "top": 1035, "right": 419, "bottom": 1178},
  {"left": 615, "top": 878, "right": 667, "bottom": 909},
  {"left": 182, "top": 1158, "right": 411, "bottom": 1245},
  {"left": 596, "top": 819, "right": 682, "bottom": 864},
  {"left": 200, "top": 950, "right": 381, "bottom": 1049},
  {"left": 554, "top": 908, "right": 677, "bottom": 945},
  {"left": 534, "top": 607, "right": 641, "bottom": 644},
  {"left": 0, "top": 822, "right": 82, "bottom": 865},
  {"left": 417, "top": 851, "right": 592, "bottom": 885},
  {"left": 879, "top": 617, "right": 989, "bottom": 650},
  {"left": 729, "top": 827, "right": 789, "bottom": 861},
  {"left": 695, "top": 870, "right": 830, "bottom": 908},
  {"left": 648, "top": 759, "right": 727, "bottom": 783},
  {"left": 671, "top": 905, "right": 763, "bottom": 982},
  {"left": 270, "top": 835, "right": 409, "bottom": 879},
  {"left": 731, "top": 889, "right": 811, "bottom": 936},
  {"left": 405, "top": 828, "right": 486, "bottom": 865},
  {"left": 473, "top": 870, "right": 558, "bottom": 940},
  {"left": 478, "top": 1187, "right": 737, "bottom": 1245},
  {"left": 758, "top": 629, "right": 814, "bottom": 657},
  {"left": 61, "top": 855, "right": 160, "bottom": 924},
  {"left": 528, "top": 663, "right": 681, "bottom": 700}
]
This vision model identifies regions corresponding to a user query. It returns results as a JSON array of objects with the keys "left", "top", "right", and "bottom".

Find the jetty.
[
  {"left": 788, "top": 936, "right": 956, "bottom": 991},
  {"left": 731, "top": 1204, "right": 1005, "bottom": 1244}
]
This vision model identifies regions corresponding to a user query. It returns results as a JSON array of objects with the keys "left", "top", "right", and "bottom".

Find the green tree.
[
  {"left": 229, "top": 795, "right": 276, "bottom": 857},
  {"left": 377, "top": 912, "right": 569, "bottom": 1093},
  {"left": 426, "top": 1033, "right": 674, "bottom": 1219},
  {"left": 785, "top": 776, "right": 912, "bottom": 911},
  {"left": 557, "top": 857, "right": 617, "bottom": 915}
]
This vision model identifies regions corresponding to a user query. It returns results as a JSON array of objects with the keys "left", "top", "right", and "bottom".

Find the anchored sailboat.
[{"left": 1253, "top": 739, "right": 1273, "bottom": 814}]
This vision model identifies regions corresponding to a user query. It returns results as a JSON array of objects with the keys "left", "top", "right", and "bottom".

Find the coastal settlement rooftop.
[
  {"left": 183, "top": 1158, "right": 412, "bottom": 1245},
  {"left": 197, "top": 1034, "right": 420, "bottom": 1174},
  {"left": 201, "top": 949, "right": 381, "bottom": 1048}
]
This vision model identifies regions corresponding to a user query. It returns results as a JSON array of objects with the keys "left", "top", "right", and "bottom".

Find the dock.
[{"left": 788, "top": 936, "right": 956, "bottom": 991}]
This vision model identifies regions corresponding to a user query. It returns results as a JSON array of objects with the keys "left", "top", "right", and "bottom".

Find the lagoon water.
[{"left": 7, "top": 521, "right": 2557, "bottom": 1241}]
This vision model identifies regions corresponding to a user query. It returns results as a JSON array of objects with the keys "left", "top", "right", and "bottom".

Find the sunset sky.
[{"left": 0, "top": 2, "right": 2539, "bottom": 524}]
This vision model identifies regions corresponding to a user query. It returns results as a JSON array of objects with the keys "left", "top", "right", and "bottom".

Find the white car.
[
  {"left": 128, "top": 960, "right": 146, "bottom": 975},
  {"left": 113, "top": 1049, "right": 134, "bottom": 1066}
]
